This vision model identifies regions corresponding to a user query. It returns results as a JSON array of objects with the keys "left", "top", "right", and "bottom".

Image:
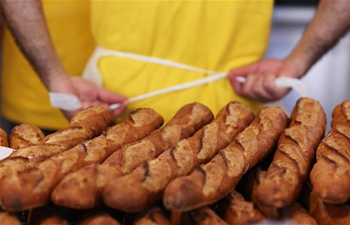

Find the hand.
[
  {"left": 50, "top": 75, "right": 128, "bottom": 120},
  {"left": 228, "top": 58, "right": 303, "bottom": 102}
]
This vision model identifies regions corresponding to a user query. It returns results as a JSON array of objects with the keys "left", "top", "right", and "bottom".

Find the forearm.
[
  {"left": 0, "top": 0, "right": 67, "bottom": 90},
  {"left": 285, "top": 0, "right": 350, "bottom": 78}
]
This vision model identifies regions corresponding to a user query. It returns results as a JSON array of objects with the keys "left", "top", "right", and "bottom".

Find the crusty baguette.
[
  {"left": 9, "top": 106, "right": 115, "bottom": 163},
  {"left": 123, "top": 207, "right": 171, "bottom": 225},
  {"left": 309, "top": 191, "right": 350, "bottom": 225},
  {"left": 163, "top": 106, "right": 289, "bottom": 212},
  {"left": 0, "top": 211, "right": 22, "bottom": 225},
  {"left": 43, "top": 106, "right": 115, "bottom": 149},
  {"left": 310, "top": 123, "right": 350, "bottom": 204},
  {"left": 77, "top": 211, "right": 121, "bottom": 225},
  {"left": 9, "top": 124, "right": 45, "bottom": 150},
  {"left": 0, "top": 128, "right": 9, "bottom": 147},
  {"left": 171, "top": 206, "right": 228, "bottom": 225},
  {"left": 0, "top": 106, "right": 115, "bottom": 183},
  {"left": 0, "top": 108, "right": 164, "bottom": 211},
  {"left": 102, "top": 101, "right": 255, "bottom": 212},
  {"left": 215, "top": 190, "right": 266, "bottom": 225},
  {"left": 330, "top": 100, "right": 350, "bottom": 128},
  {"left": 51, "top": 102, "right": 213, "bottom": 209},
  {"left": 255, "top": 97, "right": 326, "bottom": 208}
]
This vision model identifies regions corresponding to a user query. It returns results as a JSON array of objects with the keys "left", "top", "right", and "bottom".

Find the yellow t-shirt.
[
  {"left": 90, "top": 0, "right": 273, "bottom": 123},
  {"left": 1, "top": 1, "right": 95, "bottom": 130}
]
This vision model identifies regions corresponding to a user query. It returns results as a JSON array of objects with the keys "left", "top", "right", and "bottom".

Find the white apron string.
[{"left": 50, "top": 46, "right": 307, "bottom": 112}]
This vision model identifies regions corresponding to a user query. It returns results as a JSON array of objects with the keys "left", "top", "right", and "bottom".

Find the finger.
[
  {"left": 110, "top": 100, "right": 128, "bottom": 118},
  {"left": 97, "top": 88, "right": 128, "bottom": 104}
]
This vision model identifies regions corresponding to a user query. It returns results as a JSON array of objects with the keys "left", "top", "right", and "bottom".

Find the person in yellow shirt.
[
  {"left": 0, "top": 0, "right": 126, "bottom": 135},
  {"left": 0, "top": 0, "right": 348, "bottom": 134},
  {"left": 0, "top": 0, "right": 272, "bottom": 133}
]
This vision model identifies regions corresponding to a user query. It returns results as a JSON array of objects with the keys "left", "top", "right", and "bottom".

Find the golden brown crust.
[
  {"left": 51, "top": 103, "right": 213, "bottom": 210},
  {"left": 310, "top": 123, "right": 350, "bottom": 204},
  {"left": 77, "top": 211, "right": 121, "bottom": 225},
  {"left": 123, "top": 207, "right": 171, "bottom": 225},
  {"left": 43, "top": 106, "right": 115, "bottom": 149},
  {"left": 0, "top": 108, "right": 164, "bottom": 211},
  {"left": 0, "top": 128, "right": 9, "bottom": 147},
  {"left": 102, "top": 101, "right": 255, "bottom": 212},
  {"left": 9, "top": 124, "right": 45, "bottom": 150},
  {"left": 171, "top": 206, "right": 228, "bottom": 225},
  {"left": 331, "top": 100, "right": 350, "bottom": 128},
  {"left": 163, "top": 106, "right": 289, "bottom": 212},
  {"left": 0, "top": 211, "right": 22, "bottom": 225},
  {"left": 255, "top": 97, "right": 326, "bottom": 208},
  {"left": 309, "top": 192, "right": 350, "bottom": 225},
  {"left": 216, "top": 190, "right": 266, "bottom": 225}
]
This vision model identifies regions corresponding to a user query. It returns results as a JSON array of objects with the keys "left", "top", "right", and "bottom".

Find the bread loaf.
[
  {"left": 215, "top": 190, "right": 266, "bottom": 225},
  {"left": 255, "top": 97, "right": 326, "bottom": 208},
  {"left": 43, "top": 106, "right": 115, "bottom": 149},
  {"left": 10, "top": 106, "right": 115, "bottom": 160},
  {"left": 310, "top": 124, "right": 350, "bottom": 204},
  {"left": 241, "top": 165, "right": 317, "bottom": 224},
  {"left": 171, "top": 206, "right": 228, "bottom": 225},
  {"left": 309, "top": 191, "right": 350, "bottom": 225},
  {"left": 102, "top": 101, "right": 255, "bottom": 212},
  {"left": 51, "top": 103, "right": 213, "bottom": 209},
  {"left": 0, "top": 108, "right": 164, "bottom": 211},
  {"left": 9, "top": 124, "right": 45, "bottom": 150},
  {"left": 0, "top": 211, "right": 22, "bottom": 225},
  {"left": 0, "top": 128, "right": 9, "bottom": 147},
  {"left": 330, "top": 100, "right": 350, "bottom": 128},
  {"left": 123, "top": 207, "right": 171, "bottom": 225},
  {"left": 77, "top": 211, "right": 121, "bottom": 225},
  {"left": 163, "top": 106, "right": 289, "bottom": 212}
]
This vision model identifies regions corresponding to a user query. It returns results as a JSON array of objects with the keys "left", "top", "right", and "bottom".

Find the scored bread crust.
[
  {"left": 0, "top": 106, "right": 116, "bottom": 181},
  {"left": 9, "top": 124, "right": 45, "bottom": 150},
  {"left": 0, "top": 128, "right": 9, "bottom": 148},
  {"left": 163, "top": 106, "right": 289, "bottom": 212},
  {"left": 0, "top": 108, "right": 164, "bottom": 211},
  {"left": 254, "top": 97, "right": 326, "bottom": 208},
  {"left": 101, "top": 101, "right": 255, "bottom": 212},
  {"left": 309, "top": 100, "right": 350, "bottom": 204},
  {"left": 51, "top": 102, "right": 213, "bottom": 209}
]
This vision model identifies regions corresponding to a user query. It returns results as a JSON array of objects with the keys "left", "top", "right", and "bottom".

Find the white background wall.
[{"left": 266, "top": 6, "right": 350, "bottom": 132}]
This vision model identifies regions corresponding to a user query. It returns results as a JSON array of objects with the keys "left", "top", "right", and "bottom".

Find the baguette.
[
  {"left": 255, "top": 97, "right": 326, "bottom": 208},
  {"left": 309, "top": 123, "right": 350, "bottom": 204},
  {"left": 1, "top": 106, "right": 115, "bottom": 175},
  {"left": 330, "top": 100, "right": 350, "bottom": 128},
  {"left": 215, "top": 190, "right": 266, "bottom": 225},
  {"left": 123, "top": 207, "right": 171, "bottom": 225},
  {"left": 0, "top": 108, "right": 164, "bottom": 211},
  {"left": 163, "top": 106, "right": 289, "bottom": 212},
  {"left": 77, "top": 211, "right": 121, "bottom": 225},
  {"left": 171, "top": 206, "right": 228, "bottom": 225},
  {"left": 102, "top": 101, "right": 255, "bottom": 212},
  {"left": 43, "top": 106, "right": 115, "bottom": 149},
  {"left": 9, "top": 124, "right": 45, "bottom": 150},
  {"left": 309, "top": 191, "right": 350, "bottom": 225},
  {"left": 0, "top": 128, "right": 9, "bottom": 147},
  {"left": 51, "top": 102, "right": 213, "bottom": 209},
  {"left": 0, "top": 211, "right": 22, "bottom": 225}
]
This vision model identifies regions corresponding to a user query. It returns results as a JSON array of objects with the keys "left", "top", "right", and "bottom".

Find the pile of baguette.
[{"left": 0, "top": 98, "right": 349, "bottom": 225}]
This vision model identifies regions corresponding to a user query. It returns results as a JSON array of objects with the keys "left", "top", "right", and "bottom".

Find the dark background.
[{"left": 275, "top": 0, "right": 320, "bottom": 6}]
